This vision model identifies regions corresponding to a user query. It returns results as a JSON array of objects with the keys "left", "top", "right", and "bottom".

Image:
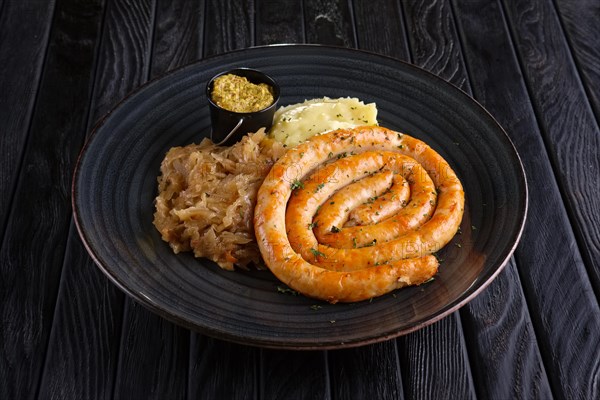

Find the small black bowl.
[{"left": 206, "top": 68, "right": 280, "bottom": 146}]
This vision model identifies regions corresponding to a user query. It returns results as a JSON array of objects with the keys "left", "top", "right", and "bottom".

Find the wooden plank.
[
  {"left": 0, "top": 1, "right": 107, "bottom": 399},
  {"left": 329, "top": 342, "right": 404, "bottom": 400},
  {"left": 553, "top": 0, "right": 600, "bottom": 120},
  {"left": 203, "top": 0, "right": 255, "bottom": 57},
  {"left": 501, "top": 0, "right": 600, "bottom": 298},
  {"left": 303, "top": 0, "right": 355, "bottom": 47},
  {"left": 260, "top": 350, "right": 330, "bottom": 400},
  {"left": 0, "top": 0, "right": 55, "bottom": 242},
  {"left": 150, "top": 0, "right": 204, "bottom": 76},
  {"left": 88, "top": 0, "right": 155, "bottom": 121},
  {"left": 398, "top": 316, "right": 475, "bottom": 400},
  {"left": 401, "top": 0, "right": 470, "bottom": 90},
  {"left": 460, "top": 259, "right": 553, "bottom": 399},
  {"left": 38, "top": 232, "right": 124, "bottom": 400},
  {"left": 112, "top": 303, "right": 189, "bottom": 400},
  {"left": 188, "top": 336, "right": 258, "bottom": 400},
  {"left": 256, "top": 0, "right": 304, "bottom": 44},
  {"left": 353, "top": 0, "right": 410, "bottom": 62},
  {"left": 32, "top": 0, "right": 134, "bottom": 398},
  {"left": 399, "top": 1, "right": 552, "bottom": 397},
  {"left": 451, "top": 1, "right": 600, "bottom": 398}
]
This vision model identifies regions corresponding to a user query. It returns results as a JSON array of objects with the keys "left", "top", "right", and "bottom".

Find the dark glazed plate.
[{"left": 73, "top": 45, "right": 527, "bottom": 349}]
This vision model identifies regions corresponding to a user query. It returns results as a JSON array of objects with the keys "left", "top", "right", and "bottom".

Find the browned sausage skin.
[{"left": 254, "top": 126, "right": 464, "bottom": 303}]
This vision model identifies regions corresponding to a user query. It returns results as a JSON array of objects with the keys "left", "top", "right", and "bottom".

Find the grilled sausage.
[{"left": 254, "top": 126, "right": 464, "bottom": 303}]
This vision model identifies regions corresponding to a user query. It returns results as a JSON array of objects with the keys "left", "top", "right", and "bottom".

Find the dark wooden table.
[{"left": 2, "top": 0, "right": 599, "bottom": 399}]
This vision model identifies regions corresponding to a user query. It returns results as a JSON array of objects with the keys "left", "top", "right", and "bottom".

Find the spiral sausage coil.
[{"left": 254, "top": 126, "right": 464, "bottom": 303}]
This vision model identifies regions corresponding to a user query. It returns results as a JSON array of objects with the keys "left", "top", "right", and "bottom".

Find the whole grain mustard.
[{"left": 211, "top": 74, "right": 274, "bottom": 113}]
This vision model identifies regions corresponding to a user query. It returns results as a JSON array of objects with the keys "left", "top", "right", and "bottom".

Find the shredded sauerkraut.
[{"left": 153, "top": 129, "right": 286, "bottom": 270}]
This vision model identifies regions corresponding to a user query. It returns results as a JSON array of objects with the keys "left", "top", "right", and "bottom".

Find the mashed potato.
[{"left": 269, "top": 97, "right": 378, "bottom": 146}]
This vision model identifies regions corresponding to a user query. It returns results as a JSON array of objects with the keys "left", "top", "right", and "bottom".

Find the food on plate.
[
  {"left": 154, "top": 94, "right": 464, "bottom": 303},
  {"left": 153, "top": 129, "right": 285, "bottom": 270},
  {"left": 269, "top": 97, "right": 377, "bottom": 146},
  {"left": 154, "top": 97, "right": 373, "bottom": 271},
  {"left": 210, "top": 73, "right": 275, "bottom": 113},
  {"left": 254, "top": 126, "right": 464, "bottom": 303}
]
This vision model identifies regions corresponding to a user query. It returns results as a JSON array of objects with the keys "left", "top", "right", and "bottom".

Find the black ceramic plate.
[{"left": 73, "top": 45, "right": 527, "bottom": 349}]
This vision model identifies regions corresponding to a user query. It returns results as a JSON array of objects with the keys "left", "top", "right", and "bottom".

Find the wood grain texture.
[
  {"left": 461, "top": 259, "right": 553, "bottom": 399},
  {"left": 401, "top": 1, "right": 551, "bottom": 398},
  {"left": 0, "top": 0, "right": 55, "bottom": 242},
  {"left": 502, "top": 0, "right": 600, "bottom": 300},
  {"left": 329, "top": 341, "right": 403, "bottom": 400},
  {"left": 37, "top": 233, "right": 124, "bottom": 400},
  {"left": 398, "top": 315, "right": 475, "bottom": 400},
  {"left": 256, "top": 0, "right": 304, "bottom": 44},
  {"left": 188, "top": 335, "right": 258, "bottom": 400},
  {"left": 150, "top": 0, "right": 204, "bottom": 77},
  {"left": 203, "top": 0, "right": 255, "bottom": 57},
  {"left": 304, "top": 0, "right": 355, "bottom": 47},
  {"left": 112, "top": 303, "right": 189, "bottom": 400},
  {"left": 260, "top": 350, "right": 330, "bottom": 400},
  {"left": 553, "top": 0, "right": 600, "bottom": 120},
  {"left": 401, "top": 0, "right": 470, "bottom": 92},
  {"left": 0, "top": 1, "right": 105, "bottom": 398},
  {"left": 352, "top": 0, "right": 410, "bottom": 62},
  {"left": 88, "top": 0, "right": 156, "bottom": 122},
  {"left": 32, "top": 0, "right": 133, "bottom": 399},
  {"left": 452, "top": 0, "right": 600, "bottom": 398}
]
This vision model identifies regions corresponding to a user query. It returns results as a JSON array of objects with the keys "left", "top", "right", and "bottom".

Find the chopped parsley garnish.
[
  {"left": 290, "top": 180, "right": 304, "bottom": 190},
  {"left": 277, "top": 286, "right": 298, "bottom": 296},
  {"left": 310, "top": 248, "right": 326, "bottom": 258}
]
